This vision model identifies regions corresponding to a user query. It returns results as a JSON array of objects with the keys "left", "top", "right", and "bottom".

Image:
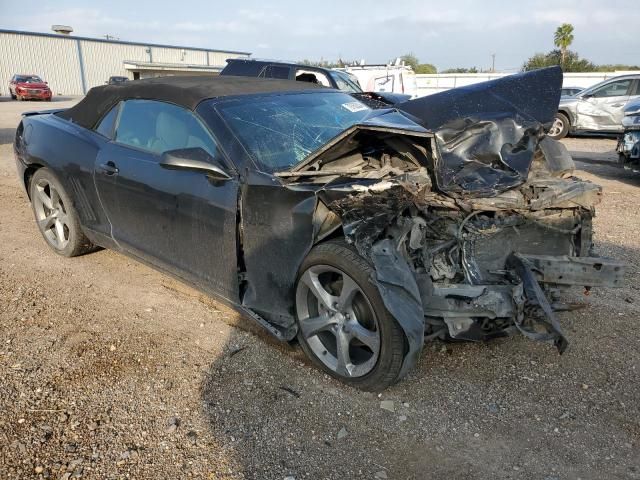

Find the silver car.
[
  {"left": 549, "top": 74, "right": 640, "bottom": 139},
  {"left": 616, "top": 98, "right": 640, "bottom": 165},
  {"left": 560, "top": 86, "right": 583, "bottom": 98}
]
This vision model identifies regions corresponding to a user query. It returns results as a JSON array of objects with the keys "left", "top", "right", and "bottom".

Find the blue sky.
[{"left": 1, "top": 0, "right": 638, "bottom": 71}]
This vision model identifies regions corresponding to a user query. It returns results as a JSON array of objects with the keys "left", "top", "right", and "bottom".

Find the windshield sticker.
[{"left": 341, "top": 102, "right": 369, "bottom": 113}]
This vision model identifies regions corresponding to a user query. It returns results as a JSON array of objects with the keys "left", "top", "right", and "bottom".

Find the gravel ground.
[{"left": 0, "top": 97, "right": 638, "bottom": 480}]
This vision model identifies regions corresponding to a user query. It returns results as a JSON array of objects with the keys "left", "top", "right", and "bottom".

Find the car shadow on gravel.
[
  {"left": 576, "top": 160, "right": 640, "bottom": 189},
  {"left": 0, "top": 127, "right": 17, "bottom": 145},
  {"left": 198, "top": 236, "right": 639, "bottom": 480}
]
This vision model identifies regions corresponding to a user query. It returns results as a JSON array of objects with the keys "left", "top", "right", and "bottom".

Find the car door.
[
  {"left": 575, "top": 78, "right": 635, "bottom": 131},
  {"left": 93, "top": 99, "right": 240, "bottom": 302}
]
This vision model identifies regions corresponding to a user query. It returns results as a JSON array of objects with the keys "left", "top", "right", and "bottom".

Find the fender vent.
[{"left": 68, "top": 177, "right": 97, "bottom": 223}]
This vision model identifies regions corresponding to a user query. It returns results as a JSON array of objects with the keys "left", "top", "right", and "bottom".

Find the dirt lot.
[{"left": 0, "top": 97, "right": 638, "bottom": 480}]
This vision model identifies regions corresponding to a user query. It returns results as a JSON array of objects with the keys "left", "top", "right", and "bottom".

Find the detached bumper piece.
[
  {"left": 421, "top": 254, "right": 625, "bottom": 353},
  {"left": 507, "top": 254, "right": 569, "bottom": 353},
  {"left": 508, "top": 253, "right": 625, "bottom": 353},
  {"left": 519, "top": 254, "right": 625, "bottom": 288}
]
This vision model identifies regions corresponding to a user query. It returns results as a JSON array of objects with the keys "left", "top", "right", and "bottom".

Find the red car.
[{"left": 9, "top": 74, "right": 52, "bottom": 101}]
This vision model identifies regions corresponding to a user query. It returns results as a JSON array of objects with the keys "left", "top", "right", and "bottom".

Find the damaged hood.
[
  {"left": 285, "top": 109, "right": 431, "bottom": 174},
  {"left": 396, "top": 66, "right": 564, "bottom": 198}
]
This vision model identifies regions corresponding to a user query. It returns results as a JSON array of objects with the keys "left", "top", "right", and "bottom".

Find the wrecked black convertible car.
[{"left": 14, "top": 68, "right": 625, "bottom": 390}]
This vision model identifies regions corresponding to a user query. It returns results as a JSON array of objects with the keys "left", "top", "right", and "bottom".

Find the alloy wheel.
[
  {"left": 33, "top": 179, "right": 70, "bottom": 250},
  {"left": 296, "top": 265, "right": 381, "bottom": 378},
  {"left": 548, "top": 117, "right": 565, "bottom": 137}
]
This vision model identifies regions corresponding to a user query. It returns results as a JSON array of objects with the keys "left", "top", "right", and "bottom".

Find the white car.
[
  {"left": 550, "top": 74, "right": 640, "bottom": 139},
  {"left": 339, "top": 65, "right": 418, "bottom": 98}
]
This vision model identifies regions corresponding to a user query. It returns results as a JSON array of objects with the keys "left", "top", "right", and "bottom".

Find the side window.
[
  {"left": 632, "top": 81, "right": 640, "bottom": 96},
  {"left": 295, "top": 69, "right": 331, "bottom": 87},
  {"left": 114, "top": 100, "right": 219, "bottom": 158},
  {"left": 94, "top": 103, "right": 120, "bottom": 139},
  {"left": 591, "top": 79, "right": 632, "bottom": 98},
  {"left": 222, "top": 61, "right": 263, "bottom": 76},
  {"left": 260, "top": 65, "right": 290, "bottom": 79}
]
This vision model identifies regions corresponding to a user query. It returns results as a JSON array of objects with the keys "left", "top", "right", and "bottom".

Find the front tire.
[
  {"left": 295, "top": 240, "right": 407, "bottom": 391},
  {"left": 548, "top": 112, "right": 569, "bottom": 140},
  {"left": 29, "top": 168, "right": 95, "bottom": 257}
]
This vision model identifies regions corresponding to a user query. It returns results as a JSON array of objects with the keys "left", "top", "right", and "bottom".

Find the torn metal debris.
[{"left": 271, "top": 67, "right": 625, "bottom": 379}]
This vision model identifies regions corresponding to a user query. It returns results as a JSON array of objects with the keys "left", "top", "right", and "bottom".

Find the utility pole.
[{"left": 491, "top": 53, "right": 496, "bottom": 73}]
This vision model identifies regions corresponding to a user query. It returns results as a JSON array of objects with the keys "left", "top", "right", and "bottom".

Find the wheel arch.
[
  {"left": 558, "top": 108, "right": 573, "bottom": 125},
  {"left": 23, "top": 163, "right": 46, "bottom": 199},
  {"left": 306, "top": 212, "right": 423, "bottom": 380}
]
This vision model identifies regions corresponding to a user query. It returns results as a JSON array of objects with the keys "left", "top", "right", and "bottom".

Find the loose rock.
[{"left": 380, "top": 400, "right": 395, "bottom": 413}]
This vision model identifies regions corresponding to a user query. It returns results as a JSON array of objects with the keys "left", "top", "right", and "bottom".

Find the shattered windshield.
[{"left": 215, "top": 92, "right": 372, "bottom": 172}]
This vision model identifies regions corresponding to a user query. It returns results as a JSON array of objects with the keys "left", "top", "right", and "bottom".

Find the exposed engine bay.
[{"left": 278, "top": 116, "right": 625, "bottom": 374}]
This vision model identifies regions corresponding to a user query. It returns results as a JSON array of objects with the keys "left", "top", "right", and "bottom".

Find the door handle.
[
  {"left": 611, "top": 103, "right": 624, "bottom": 107},
  {"left": 97, "top": 161, "right": 119, "bottom": 175}
]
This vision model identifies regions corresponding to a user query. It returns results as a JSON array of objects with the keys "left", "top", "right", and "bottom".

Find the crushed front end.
[
  {"left": 280, "top": 67, "right": 626, "bottom": 376},
  {"left": 320, "top": 138, "right": 624, "bottom": 362}
]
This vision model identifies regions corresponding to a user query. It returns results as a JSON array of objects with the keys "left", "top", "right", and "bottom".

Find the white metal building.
[
  {"left": 0, "top": 29, "right": 251, "bottom": 96},
  {"left": 415, "top": 71, "right": 640, "bottom": 97}
]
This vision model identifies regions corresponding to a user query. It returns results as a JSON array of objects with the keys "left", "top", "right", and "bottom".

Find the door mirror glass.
[{"left": 160, "top": 147, "right": 231, "bottom": 180}]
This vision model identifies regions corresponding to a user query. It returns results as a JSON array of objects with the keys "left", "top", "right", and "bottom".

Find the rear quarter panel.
[{"left": 16, "top": 114, "right": 110, "bottom": 233}]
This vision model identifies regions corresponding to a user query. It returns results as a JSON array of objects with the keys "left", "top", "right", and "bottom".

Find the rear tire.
[
  {"left": 295, "top": 240, "right": 407, "bottom": 391},
  {"left": 548, "top": 112, "right": 569, "bottom": 140},
  {"left": 29, "top": 168, "right": 95, "bottom": 257}
]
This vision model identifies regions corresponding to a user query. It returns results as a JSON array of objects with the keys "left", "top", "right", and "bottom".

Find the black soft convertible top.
[{"left": 59, "top": 75, "right": 323, "bottom": 129}]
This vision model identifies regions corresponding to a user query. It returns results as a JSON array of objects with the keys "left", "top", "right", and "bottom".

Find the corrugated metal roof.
[
  {"left": 0, "top": 28, "right": 251, "bottom": 56},
  {"left": 123, "top": 60, "right": 222, "bottom": 72}
]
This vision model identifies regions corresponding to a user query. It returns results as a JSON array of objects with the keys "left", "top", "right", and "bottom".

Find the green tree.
[
  {"left": 595, "top": 64, "right": 640, "bottom": 72},
  {"left": 441, "top": 67, "right": 479, "bottom": 74},
  {"left": 401, "top": 53, "right": 437, "bottom": 73},
  {"left": 522, "top": 49, "right": 596, "bottom": 72},
  {"left": 400, "top": 53, "right": 420, "bottom": 71},
  {"left": 414, "top": 63, "right": 437, "bottom": 74},
  {"left": 554, "top": 23, "right": 574, "bottom": 66}
]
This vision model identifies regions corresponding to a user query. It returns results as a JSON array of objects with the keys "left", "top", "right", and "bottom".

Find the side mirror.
[
  {"left": 581, "top": 93, "right": 593, "bottom": 99},
  {"left": 159, "top": 147, "right": 231, "bottom": 180}
]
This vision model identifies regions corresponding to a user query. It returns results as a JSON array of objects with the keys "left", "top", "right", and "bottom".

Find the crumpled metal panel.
[
  {"left": 239, "top": 170, "right": 318, "bottom": 337},
  {"left": 370, "top": 239, "right": 425, "bottom": 378},
  {"left": 397, "top": 67, "right": 563, "bottom": 198}
]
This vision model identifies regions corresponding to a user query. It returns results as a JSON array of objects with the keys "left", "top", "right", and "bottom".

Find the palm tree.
[{"left": 554, "top": 23, "right": 574, "bottom": 67}]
